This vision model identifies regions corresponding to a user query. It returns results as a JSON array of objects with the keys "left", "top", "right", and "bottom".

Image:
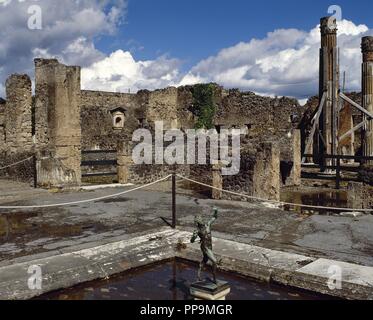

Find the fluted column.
[
  {"left": 319, "top": 17, "right": 339, "bottom": 170},
  {"left": 362, "top": 36, "right": 373, "bottom": 165}
]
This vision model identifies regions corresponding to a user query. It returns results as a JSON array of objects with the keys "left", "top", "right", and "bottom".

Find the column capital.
[
  {"left": 362, "top": 37, "right": 373, "bottom": 62},
  {"left": 320, "top": 17, "right": 337, "bottom": 36},
  {"left": 362, "top": 37, "right": 373, "bottom": 53}
]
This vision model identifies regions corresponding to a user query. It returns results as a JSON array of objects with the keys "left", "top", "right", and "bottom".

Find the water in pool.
[{"left": 35, "top": 259, "right": 333, "bottom": 300}]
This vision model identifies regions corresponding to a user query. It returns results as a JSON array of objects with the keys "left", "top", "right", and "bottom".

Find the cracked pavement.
[{"left": 1, "top": 179, "right": 373, "bottom": 267}]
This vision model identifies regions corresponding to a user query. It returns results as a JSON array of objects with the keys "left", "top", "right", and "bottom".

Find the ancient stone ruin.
[
  {"left": 0, "top": 19, "right": 373, "bottom": 207},
  {"left": 0, "top": 57, "right": 304, "bottom": 201}
]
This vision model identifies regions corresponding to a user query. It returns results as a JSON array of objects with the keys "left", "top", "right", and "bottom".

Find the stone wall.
[
  {"left": 4, "top": 74, "right": 33, "bottom": 154},
  {"left": 79, "top": 86, "right": 196, "bottom": 151},
  {"left": 126, "top": 141, "right": 190, "bottom": 185},
  {"left": 0, "top": 152, "right": 35, "bottom": 184},
  {"left": 221, "top": 150, "right": 255, "bottom": 201},
  {"left": 216, "top": 90, "right": 303, "bottom": 146},
  {"left": 175, "top": 86, "right": 198, "bottom": 129},
  {"left": 216, "top": 90, "right": 302, "bottom": 187},
  {"left": 78, "top": 84, "right": 299, "bottom": 192},
  {"left": 129, "top": 164, "right": 189, "bottom": 185},
  {"left": 0, "top": 58, "right": 320, "bottom": 194},
  {"left": 80, "top": 90, "right": 142, "bottom": 150},
  {"left": 280, "top": 129, "right": 301, "bottom": 186},
  {"left": 0, "top": 76, "right": 34, "bottom": 184},
  {"left": 80, "top": 86, "right": 303, "bottom": 155},
  {"left": 123, "top": 146, "right": 280, "bottom": 199},
  {"left": 0, "top": 102, "right": 5, "bottom": 152},
  {"left": 222, "top": 143, "right": 280, "bottom": 201},
  {"left": 146, "top": 87, "right": 179, "bottom": 128},
  {"left": 347, "top": 182, "right": 373, "bottom": 209}
]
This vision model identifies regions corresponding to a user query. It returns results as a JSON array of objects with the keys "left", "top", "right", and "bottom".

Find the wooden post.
[
  {"left": 172, "top": 172, "right": 176, "bottom": 229},
  {"left": 302, "top": 92, "right": 326, "bottom": 163}
]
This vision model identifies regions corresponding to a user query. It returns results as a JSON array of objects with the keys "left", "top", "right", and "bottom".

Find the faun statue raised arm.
[{"left": 191, "top": 207, "right": 219, "bottom": 283}]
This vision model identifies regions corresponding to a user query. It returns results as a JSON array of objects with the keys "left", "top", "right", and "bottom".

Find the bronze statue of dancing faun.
[{"left": 191, "top": 207, "right": 219, "bottom": 284}]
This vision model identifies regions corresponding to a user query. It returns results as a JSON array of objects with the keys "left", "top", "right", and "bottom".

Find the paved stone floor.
[{"left": 0, "top": 179, "right": 373, "bottom": 267}]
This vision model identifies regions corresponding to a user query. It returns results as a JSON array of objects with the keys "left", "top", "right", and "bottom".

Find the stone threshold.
[
  {"left": 79, "top": 183, "right": 134, "bottom": 191},
  {"left": 0, "top": 227, "right": 372, "bottom": 300}
]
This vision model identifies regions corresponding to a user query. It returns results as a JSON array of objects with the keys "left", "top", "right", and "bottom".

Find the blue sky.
[
  {"left": 96, "top": 0, "right": 373, "bottom": 71},
  {"left": 0, "top": 0, "right": 372, "bottom": 100}
]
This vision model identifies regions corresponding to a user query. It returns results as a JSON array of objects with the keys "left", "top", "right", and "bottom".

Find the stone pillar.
[
  {"left": 362, "top": 36, "right": 373, "bottom": 165},
  {"left": 212, "top": 162, "right": 223, "bottom": 200},
  {"left": 117, "top": 141, "right": 132, "bottom": 184},
  {"left": 0, "top": 103, "right": 5, "bottom": 153},
  {"left": 288, "top": 129, "right": 301, "bottom": 186},
  {"left": 34, "top": 59, "right": 81, "bottom": 187},
  {"left": 4, "top": 74, "right": 33, "bottom": 154},
  {"left": 319, "top": 17, "right": 339, "bottom": 170},
  {"left": 253, "top": 142, "right": 280, "bottom": 201}
]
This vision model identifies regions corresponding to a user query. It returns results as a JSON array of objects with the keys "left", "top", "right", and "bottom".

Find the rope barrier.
[
  {"left": 0, "top": 156, "right": 34, "bottom": 170},
  {"left": 0, "top": 175, "right": 172, "bottom": 209},
  {"left": 0, "top": 171, "right": 371, "bottom": 212},
  {"left": 176, "top": 174, "right": 373, "bottom": 213}
]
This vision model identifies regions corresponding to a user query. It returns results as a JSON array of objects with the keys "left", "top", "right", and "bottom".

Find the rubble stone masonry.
[
  {"left": 348, "top": 182, "right": 373, "bottom": 209},
  {"left": 4, "top": 74, "right": 33, "bottom": 154},
  {"left": 0, "top": 102, "right": 5, "bottom": 152},
  {"left": 1, "top": 58, "right": 305, "bottom": 191}
]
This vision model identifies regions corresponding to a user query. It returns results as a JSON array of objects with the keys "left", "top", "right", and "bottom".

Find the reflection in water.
[
  {"left": 35, "top": 259, "right": 333, "bottom": 300},
  {"left": 0, "top": 212, "right": 39, "bottom": 244},
  {"left": 281, "top": 189, "right": 348, "bottom": 215},
  {"left": 0, "top": 216, "right": 10, "bottom": 241},
  {"left": 0, "top": 210, "right": 105, "bottom": 253}
]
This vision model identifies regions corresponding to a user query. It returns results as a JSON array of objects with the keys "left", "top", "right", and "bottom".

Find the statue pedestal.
[{"left": 190, "top": 280, "right": 231, "bottom": 300}]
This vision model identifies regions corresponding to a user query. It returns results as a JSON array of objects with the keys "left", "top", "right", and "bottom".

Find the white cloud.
[
  {"left": 0, "top": 0, "right": 127, "bottom": 97},
  {"left": 0, "top": 4, "right": 371, "bottom": 103},
  {"left": 76, "top": 18, "right": 373, "bottom": 99},
  {"left": 81, "top": 50, "right": 181, "bottom": 92},
  {"left": 179, "top": 19, "right": 372, "bottom": 99},
  {"left": 178, "top": 72, "right": 207, "bottom": 86}
]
